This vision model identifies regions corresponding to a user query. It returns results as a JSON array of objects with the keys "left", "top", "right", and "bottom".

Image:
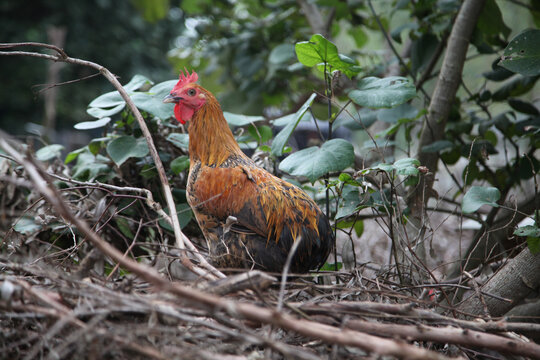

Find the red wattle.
[{"left": 174, "top": 104, "right": 195, "bottom": 125}]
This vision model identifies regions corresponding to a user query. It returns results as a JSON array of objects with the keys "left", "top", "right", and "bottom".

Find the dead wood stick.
[
  {"left": 0, "top": 134, "right": 457, "bottom": 360},
  {"left": 346, "top": 319, "right": 540, "bottom": 360},
  {"left": 13, "top": 279, "right": 166, "bottom": 360},
  {"left": 0, "top": 42, "right": 224, "bottom": 280},
  {"left": 296, "top": 301, "right": 540, "bottom": 334}
]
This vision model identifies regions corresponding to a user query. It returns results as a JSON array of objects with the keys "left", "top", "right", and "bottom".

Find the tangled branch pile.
[{"left": 1, "top": 148, "right": 539, "bottom": 360}]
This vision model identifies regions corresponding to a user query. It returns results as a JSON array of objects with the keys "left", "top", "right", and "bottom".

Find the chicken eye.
[{"left": 187, "top": 88, "right": 196, "bottom": 96}]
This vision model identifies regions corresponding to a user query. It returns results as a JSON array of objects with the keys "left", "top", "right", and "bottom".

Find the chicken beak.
[{"left": 163, "top": 93, "right": 182, "bottom": 104}]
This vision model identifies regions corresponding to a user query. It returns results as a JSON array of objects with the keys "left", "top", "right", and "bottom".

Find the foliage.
[
  {"left": 2, "top": 0, "right": 540, "bottom": 329},
  {"left": 500, "top": 29, "right": 540, "bottom": 76},
  {"left": 0, "top": 0, "right": 182, "bottom": 134},
  {"left": 461, "top": 186, "right": 501, "bottom": 213}
]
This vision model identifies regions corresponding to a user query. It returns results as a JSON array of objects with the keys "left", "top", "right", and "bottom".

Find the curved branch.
[
  {"left": 346, "top": 319, "right": 540, "bottom": 359},
  {"left": 413, "top": 0, "right": 486, "bottom": 193},
  {"left": 458, "top": 246, "right": 540, "bottom": 318},
  {"left": 0, "top": 43, "right": 224, "bottom": 280},
  {"left": 0, "top": 133, "right": 454, "bottom": 360}
]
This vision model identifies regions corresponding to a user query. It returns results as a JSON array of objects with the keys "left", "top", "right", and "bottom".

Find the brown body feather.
[{"left": 184, "top": 85, "right": 332, "bottom": 272}]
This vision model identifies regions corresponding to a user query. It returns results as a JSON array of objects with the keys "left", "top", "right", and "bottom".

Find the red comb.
[{"left": 178, "top": 68, "right": 198, "bottom": 87}]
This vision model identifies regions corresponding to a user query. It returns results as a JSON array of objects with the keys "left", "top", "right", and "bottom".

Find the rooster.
[{"left": 163, "top": 71, "right": 333, "bottom": 273}]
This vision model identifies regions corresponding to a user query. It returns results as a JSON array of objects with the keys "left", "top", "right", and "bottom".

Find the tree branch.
[
  {"left": 0, "top": 42, "right": 224, "bottom": 280},
  {"left": 458, "top": 246, "right": 540, "bottom": 318},
  {"left": 411, "top": 0, "right": 486, "bottom": 206},
  {"left": 0, "top": 132, "right": 456, "bottom": 360},
  {"left": 345, "top": 319, "right": 540, "bottom": 359}
]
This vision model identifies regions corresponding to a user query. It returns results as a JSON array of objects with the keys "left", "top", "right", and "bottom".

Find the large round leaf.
[
  {"left": 279, "top": 138, "right": 354, "bottom": 183},
  {"left": 132, "top": 92, "right": 174, "bottom": 120},
  {"left": 269, "top": 44, "right": 295, "bottom": 65},
  {"left": 107, "top": 136, "right": 149, "bottom": 166},
  {"left": 36, "top": 144, "right": 64, "bottom": 161},
  {"left": 87, "top": 104, "right": 125, "bottom": 119},
  {"left": 462, "top": 186, "right": 500, "bottom": 213},
  {"left": 223, "top": 112, "right": 265, "bottom": 127},
  {"left": 499, "top": 29, "right": 540, "bottom": 77},
  {"left": 167, "top": 133, "right": 189, "bottom": 150},
  {"left": 74, "top": 117, "right": 111, "bottom": 130},
  {"left": 271, "top": 93, "right": 316, "bottom": 156},
  {"left": 348, "top": 77, "right": 417, "bottom": 109},
  {"left": 295, "top": 34, "right": 360, "bottom": 78}
]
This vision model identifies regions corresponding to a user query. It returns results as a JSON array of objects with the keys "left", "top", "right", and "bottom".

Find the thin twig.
[{"left": 0, "top": 43, "right": 224, "bottom": 280}]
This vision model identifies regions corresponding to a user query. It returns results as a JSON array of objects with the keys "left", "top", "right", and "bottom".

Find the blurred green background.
[{"left": 1, "top": 0, "right": 537, "bottom": 151}]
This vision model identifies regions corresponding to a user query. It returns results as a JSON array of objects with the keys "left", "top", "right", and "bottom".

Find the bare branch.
[{"left": 0, "top": 43, "right": 224, "bottom": 280}]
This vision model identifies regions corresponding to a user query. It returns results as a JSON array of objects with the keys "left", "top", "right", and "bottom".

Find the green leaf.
[
  {"left": 349, "top": 27, "right": 368, "bottom": 48},
  {"left": 131, "top": 90, "right": 173, "bottom": 120},
  {"left": 462, "top": 186, "right": 500, "bottom": 213},
  {"left": 500, "top": 29, "right": 540, "bottom": 77},
  {"left": 65, "top": 147, "right": 85, "bottom": 164},
  {"left": 491, "top": 75, "right": 539, "bottom": 101},
  {"left": 248, "top": 125, "right": 273, "bottom": 144},
  {"left": 72, "top": 151, "right": 111, "bottom": 181},
  {"left": 106, "top": 136, "right": 149, "bottom": 166},
  {"left": 74, "top": 117, "right": 111, "bottom": 130},
  {"left": 170, "top": 155, "right": 190, "bottom": 174},
  {"left": 319, "top": 262, "right": 343, "bottom": 271},
  {"left": 295, "top": 34, "right": 338, "bottom": 67},
  {"left": 258, "top": 145, "right": 271, "bottom": 153},
  {"left": 483, "top": 60, "right": 515, "bottom": 81},
  {"left": 514, "top": 225, "right": 540, "bottom": 238},
  {"left": 223, "top": 112, "right": 265, "bottom": 127},
  {"left": 36, "top": 144, "right": 64, "bottom": 161},
  {"left": 378, "top": 103, "right": 418, "bottom": 123},
  {"left": 124, "top": 74, "right": 153, "bottom": 92},
  {"left": 279, "top": 138, "right": 354, "bottom": 183},
  {"left": 269, "top": 44, "right": 295, "bottom": 65},
  {"left": 14, "top": 217, "right": 42, "bottom": 235},
  {"left": 159, "top": 203, "right": 193, "bottom": 230},
  {"left": 411, "top": 33, "right": 439, "bottom": 75},
  {"left": 89, "top": 91, "right": 125, "bottom": 108},
  {"left": 508, "top": 98, "right": 539, "bottom": 115},
  {"left": 295, "top": 34, "right": 360, "bottom": 77},
  {"left": 349, "top": 77, "right": 416, "bottom": 109},
  {"left": 88, "top": 77, "right": 172, "bottom": 121},
  {"left": 141, "top": 79, "right": 178, "bottom": 120},
  {"left": 271, "top": 93, "right": 316, "bottom": 156},
  {"left": 166, "top": 133, "right": 189, "bottom": 150},
  {"left": 336, "top": 186, "right": 360, "bottom": 219},
  {"left": 370, "top": 158, "right": 420, "bottom": 177},
  {"left": 422, "top": 140, "right": 455, "bottom": 153},
  {"left": 115, "top": 217, "right": 134, "bottom": 239},
  {"left": 393, "top": 158, "right": 420, "bottom": 176},
  {"left": 131, "top": 0, "right": 169, "bottom": 22},
  {"left": 527, "top": 237, "right": 540, "bottom": 255},
  {"left": 515, "top": 225, "right": 540, "bottom": 254},
  {"left": 88, "top": 139, "right": 104, "bottom": 156},
  {"left": 373, "top": 163, "right": 394, "bottom": 173},
  {"left": 476, "top": 0, "right": 511, "bottom": 42},
  {"left": 334, "top": 108, "right": 379, "bottom": 130},
  {"left": 87, "top": 104, "right": 125, "bottom": 119}
]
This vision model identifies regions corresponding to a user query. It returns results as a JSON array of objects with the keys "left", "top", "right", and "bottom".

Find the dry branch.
[
  {"left": 0, "top": 133, "right": 455, "bottom": 360},
  {"left": 295, "top": 301, "right": 540, "bottom": 334},
  {"left": 0, "top": 42, "right": 224, "bottom": 280},
  {"left": 346, "top": 320, "right": 540, "bottom": 359},
  {"left": 414, "top": 0, "right": 486, "bottom": 193},
  {"left": 458, "top": 247, "right": 540, "bottom": 317}
]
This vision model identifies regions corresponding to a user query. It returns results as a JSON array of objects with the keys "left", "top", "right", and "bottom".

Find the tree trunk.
[
  {"left": 458, "top": 247, "right": 540, "bottom": 317},
  {"left": 43, "top": 26, "right": 66, "bottom": 141},
  {"left": 448, "top": 196, "right": 537, "bottom": 280},
  {"left": 404, "top": 0, "right": 486, "bottom": 281},
  {"left": 413, "top": 0, "right": 486, "bottom": 192}
]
